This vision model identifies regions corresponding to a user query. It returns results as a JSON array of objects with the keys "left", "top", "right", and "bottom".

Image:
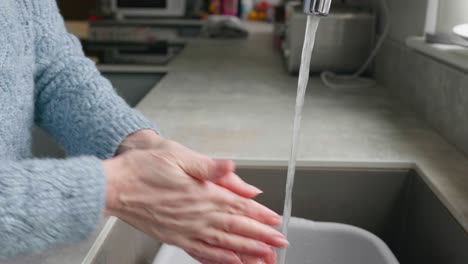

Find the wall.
[
  {"left": 385, "top": 0, "right": 427, "bottom": 43},
  {"left": 378, "top": 0, "right": 468, "bottom": 59},
  {"left": 375, "top": 0, "right": 468, "bottom": 157}
]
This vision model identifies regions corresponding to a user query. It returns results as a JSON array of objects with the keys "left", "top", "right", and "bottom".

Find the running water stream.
[{"left": 278, "top": 15, "right": 321, "bottom": 264}]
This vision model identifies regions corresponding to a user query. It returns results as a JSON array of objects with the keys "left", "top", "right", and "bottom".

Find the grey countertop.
[{"left": 6, "top": 22, "right": 468, "bottom": 264}]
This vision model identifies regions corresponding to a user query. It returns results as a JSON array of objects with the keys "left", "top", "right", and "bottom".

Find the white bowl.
[
  {"left": 153, "top": 217, "right": 399, "bottom": 264},
  {"left": 453, "top": 24, "right": 468, "bottom": 40}
]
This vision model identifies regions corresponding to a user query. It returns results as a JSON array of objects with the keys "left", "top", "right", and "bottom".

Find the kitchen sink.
[
  {"left": 240, "top": 165, "right": 468, "bottom": 264},
  {"left": 83, "top": 40, "right": 185, "bottom": 66},
  {"left": 101, "top": 70, "right": 165, "bottom": 108},
  {"left": 84, "top": 164, "right": 468, "bottom": 264}
]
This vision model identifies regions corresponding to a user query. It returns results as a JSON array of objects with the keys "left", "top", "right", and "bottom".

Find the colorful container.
[{"left": 222, "top": 0, "right": 238, "bottom": 16}]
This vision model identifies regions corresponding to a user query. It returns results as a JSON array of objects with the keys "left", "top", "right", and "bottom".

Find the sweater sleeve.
[
  {"left": 32, "top": 0, "right": 157, "bottom": 159},
  {"left": 0, "top": 156, "right": 105, "bottom": 258}
]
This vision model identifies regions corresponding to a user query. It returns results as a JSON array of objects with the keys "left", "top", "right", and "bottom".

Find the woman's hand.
[
  {"left": 117, "top": 131, "right": 280, "bottom": 263},
  {"left": 104, "top": 140, "right": 287, "bottom": 264},
  {"left": 193, "top": 247, "right": 277, "bottom": 264},
  {"left": 117, "top": 130, "right": 264, "bottom": 198}
]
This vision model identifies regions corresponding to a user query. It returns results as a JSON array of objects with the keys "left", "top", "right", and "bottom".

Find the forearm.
[
  {"left": 0, "top": 157, "right": 105, "bottom": 258},
  {"left": 36, "top": 75, "right": 156, "bottom": 159},
  {"left": 33, "top": 0, "right": 157, "bottom": 159}
]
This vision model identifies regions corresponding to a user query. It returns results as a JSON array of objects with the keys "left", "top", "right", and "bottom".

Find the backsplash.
[{"left": 376, "top": 39, "right": 468, "bottom": 157}]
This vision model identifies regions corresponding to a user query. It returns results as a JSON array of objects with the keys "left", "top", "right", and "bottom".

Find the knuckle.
[
  {"left": 231, "top": 199, "right": 249, "bottom": 212},
  {"left": 238, "top": 243, "right": 253, "bottom": 254},
  {"left": 206, "top": 233, "right": 225, "bottom": 245},
  {"left": 226, "top": 205, "right": 237, "bottom": 215},
  {"left": 224, "top": 217, "right": 236, "bottom": 232},
  {"left": 190, "top": 225, "right": 205, "bottom": 238}
]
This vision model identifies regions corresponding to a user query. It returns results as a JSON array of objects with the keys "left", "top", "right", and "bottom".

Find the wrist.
[
  {"left": 117, "top": 129, "right": 163, "bottom": 154},
  {"left": 103, "top": 156, "right": 132, "bottom": 215}
]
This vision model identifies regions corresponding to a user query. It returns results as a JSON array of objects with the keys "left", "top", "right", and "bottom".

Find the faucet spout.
[{"left": 303, "top": 0, "right": 332, "bottom": 16}]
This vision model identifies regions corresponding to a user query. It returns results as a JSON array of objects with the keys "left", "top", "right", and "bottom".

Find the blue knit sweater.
[{"left": 0, "top": 0, "right": 155, "bottom": 258}]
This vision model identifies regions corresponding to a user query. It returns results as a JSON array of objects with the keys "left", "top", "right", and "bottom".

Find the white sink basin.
[{"left": 153, "top": 217, "right": 399, "bottom": 264}]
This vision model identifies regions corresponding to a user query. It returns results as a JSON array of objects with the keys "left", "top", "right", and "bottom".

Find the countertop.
[{"left": 65, "top": 21, "right": 89, "bottom": 40}]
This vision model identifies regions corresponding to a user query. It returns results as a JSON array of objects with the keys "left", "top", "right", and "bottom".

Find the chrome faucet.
[{"left": 303, "top": 0, "right": 332, "bottom": 16}]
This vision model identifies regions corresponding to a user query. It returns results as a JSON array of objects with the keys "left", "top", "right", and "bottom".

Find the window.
[
  {"left": 406, "top": 0, "right": 468, "bottom": 72},
  {"left": 425, "top": 0, "right": 468, "bottom": 39}
]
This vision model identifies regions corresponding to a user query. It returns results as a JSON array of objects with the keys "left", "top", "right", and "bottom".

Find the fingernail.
[
  {"left": 266, "top": 214, "right": 281, "bottom": 226},
  {"left": 266, "top": 208, "right": 280, "bottom": 217},
  {"left": 273, "top": 213, "right": 282, "bottom": 221},
  {"left": 249, "top": 185, "right": 263, "bottom": 194},
  {"left": 274, "top": 231, "right": 286, "bottom": 239},
  {"left": 273, "top": 237, "right": 289, "bottom": 248}
]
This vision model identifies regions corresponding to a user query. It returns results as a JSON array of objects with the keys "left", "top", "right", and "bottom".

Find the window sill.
[{"left": 406, "top": 36, "right": 468, "bottom": 73}]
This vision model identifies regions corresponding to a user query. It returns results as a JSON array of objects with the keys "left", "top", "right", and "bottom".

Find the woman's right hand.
[{"left": 103, "top": 142, "right": 287, "bottom": 264}]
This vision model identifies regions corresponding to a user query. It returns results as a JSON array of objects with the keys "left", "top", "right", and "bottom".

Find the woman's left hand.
[
  {"left": 117, "top": 130, "right": 276, "bottom": 264},
  {"left": 118, "top": 130, "right": 264, "bottom": 198},
  {"left": 119, "top": 130, "right": 279, "bottom": 264}
]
